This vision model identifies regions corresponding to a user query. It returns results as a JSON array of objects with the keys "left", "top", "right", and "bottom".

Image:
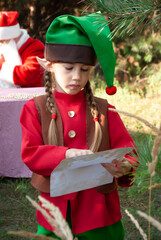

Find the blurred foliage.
[
  {"left": 128, "top": 133, "right": 161, "bottom": 195},
  {"left": 93, "top": 32, "right": 161, "bottom": 96},
  {"left": 0, "top": 0, "right": 85, "bottom": 42},
  {"left": 84, "top": 0, "right": 161, "bottom": 94},
  {"left": 114, "top": 33, "right": 161, "bottom": 83},
  {"left": 84, "top": 0, "right": 161, "bottom": 38},
  {"left": 1, "top": 0, "right": 160, "bottom": 93}
]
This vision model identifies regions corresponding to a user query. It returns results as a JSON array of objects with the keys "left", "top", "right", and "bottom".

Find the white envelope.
[{"left": 50, "top": 147, "right": 133, "bottom": 197}]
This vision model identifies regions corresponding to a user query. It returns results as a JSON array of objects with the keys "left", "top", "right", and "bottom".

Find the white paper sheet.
[{"left": 50, "top": 147, "right": 133, "bottom": 197}]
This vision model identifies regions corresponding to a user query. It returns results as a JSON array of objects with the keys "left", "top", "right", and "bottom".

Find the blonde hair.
[
  {"left": 84, "top": 81, "right": 102, "bottom": 152},
  {"left": 45, "top": 70, "right": 102, "bottom": 152},
  {"left": 44, "top": 71, "right": 58, "bottom": 146}
]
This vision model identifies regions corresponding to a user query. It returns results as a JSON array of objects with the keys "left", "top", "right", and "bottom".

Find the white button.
[
  {"left": 68, "top": 111, "right": 75, "bottom": 118},
  {"left": 68, "top": 130, "right": 76, "bottom": 138}
]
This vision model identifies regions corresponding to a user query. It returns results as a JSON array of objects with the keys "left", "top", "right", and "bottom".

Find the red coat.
[
  {"left": 20, "top": 90, "right": 137, "bottom": 234},
  {"left": 13, "top": 37, "right": 44, "bottom": 87}
]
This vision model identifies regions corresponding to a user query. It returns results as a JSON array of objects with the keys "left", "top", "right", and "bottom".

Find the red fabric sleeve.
[
  {"left": 107, "top": 104, "right": 138, "bottom": 187},
  {"left": 20, "top": 99, "right": 69, "bottom": 176},
  {"left": 13, "top": 38, "right": 45, "bottom": 87}
]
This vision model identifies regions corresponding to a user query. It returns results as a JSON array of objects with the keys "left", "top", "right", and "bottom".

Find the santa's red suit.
[{"left": 0, "top": 29, "right": 44, "bottom": 88}]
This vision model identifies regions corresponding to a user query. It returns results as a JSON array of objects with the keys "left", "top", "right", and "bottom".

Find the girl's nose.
[{"left": 72, "top": 69, "right": 81, "bottom": 80}]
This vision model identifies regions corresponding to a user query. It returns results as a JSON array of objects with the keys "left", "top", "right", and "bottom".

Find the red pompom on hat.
[
  {"left": 106, "top": 86, "right": 117, "bottom": 95},
  {"left": 0, "top": 11, "right": 21, "bottom": 40}
]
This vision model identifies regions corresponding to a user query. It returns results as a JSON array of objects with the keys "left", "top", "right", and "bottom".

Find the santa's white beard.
[{"left": 0, "top": 39, "right": 22, "bottom": 88}]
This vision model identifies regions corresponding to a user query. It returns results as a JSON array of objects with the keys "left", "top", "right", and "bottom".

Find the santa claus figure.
[{"left": 0, "top": 11, "right": 44, "bottom": 88}]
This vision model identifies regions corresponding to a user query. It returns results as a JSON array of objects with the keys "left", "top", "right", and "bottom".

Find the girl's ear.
[
  {"left": 36, "top": 57, "right": 53, "bottom": 71},
  {"left": 89, "top": 66, "right": 94, "bottom": 73}
]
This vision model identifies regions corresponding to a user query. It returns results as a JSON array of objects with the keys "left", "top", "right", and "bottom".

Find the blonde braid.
[
  {"left": 45, "top": 71, "right": 58, "bottom": 145},
  {"left": 84, "top": 81, "right": 102, "bottom": 152}
]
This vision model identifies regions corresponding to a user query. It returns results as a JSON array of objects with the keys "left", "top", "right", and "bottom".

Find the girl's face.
[{"left": 51, "top": 63, "right": 92, "bottom": 95}]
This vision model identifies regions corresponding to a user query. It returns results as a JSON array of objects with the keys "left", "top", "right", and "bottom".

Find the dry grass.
[
  {"left": 8, "top": 195, "right": 76, "bottom": 240},
  {"left": 103, "top": 89, "right": 161, "bottom": 240},
  {"left": 125, "top": 209, "right": 147, "bottom": 240},
  {"left": 109, "top": 109, "right": 160, "bottom": 240},
  {"left": 94, "top": 73, "right": 161, "bottom": 134},
  {"left": 137, "top": 211, "right": 161, "bottom": 232}
]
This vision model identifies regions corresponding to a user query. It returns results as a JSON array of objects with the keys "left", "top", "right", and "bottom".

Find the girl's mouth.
[{"left": 69, "top": 84, "right": 80, "bottom": 89}]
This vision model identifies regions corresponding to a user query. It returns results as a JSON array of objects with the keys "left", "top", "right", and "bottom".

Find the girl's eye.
[
  {"left": 64, "top": 65, "right": 89, "bottom": 71},
  {"left": 65, "top": 66, "right": 73, "bottom": 70},
  {"left": 81, "top": 68, "right": 89, "bottom": 72}
]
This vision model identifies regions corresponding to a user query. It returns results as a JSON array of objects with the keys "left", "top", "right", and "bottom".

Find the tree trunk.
[{"left": 28, "top": 0, "right": 40, "bottom": 36}]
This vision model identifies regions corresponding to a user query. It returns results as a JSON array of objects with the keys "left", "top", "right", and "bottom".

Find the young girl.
[{"left": 20, "top": 13, "right": 137, "bottom": 240}]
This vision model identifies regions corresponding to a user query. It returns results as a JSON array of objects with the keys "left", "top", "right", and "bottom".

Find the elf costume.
[
  {"left": 0, "top": 11, "right": 44, "bottom": 88},
  {"left": 20, "top": 13, "right": 137, "bottom": 239}
]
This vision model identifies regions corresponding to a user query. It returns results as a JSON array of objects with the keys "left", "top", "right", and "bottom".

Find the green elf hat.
[{"left": 45, "top": 12, "right": 116, "bottom": 95}]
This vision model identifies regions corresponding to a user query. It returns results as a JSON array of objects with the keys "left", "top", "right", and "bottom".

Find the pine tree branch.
[{"left": 84, "top": 0, "right": 161, "bottom": 38}]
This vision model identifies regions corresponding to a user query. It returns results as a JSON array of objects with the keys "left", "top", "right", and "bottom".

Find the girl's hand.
[
  {"left": 101, "top": 158, "right": 132, "bottom": 178},
  {"left": 66, "top": 148, "right": 93, "bottom": 158}
]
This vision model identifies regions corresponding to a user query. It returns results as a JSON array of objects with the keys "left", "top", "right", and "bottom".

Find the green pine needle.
[
  {"left": 84, "top": 0, "right": 161, "bottom": 38},
  {"left": 129, "top": 135, "right": 161, "bottom": 193}
]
